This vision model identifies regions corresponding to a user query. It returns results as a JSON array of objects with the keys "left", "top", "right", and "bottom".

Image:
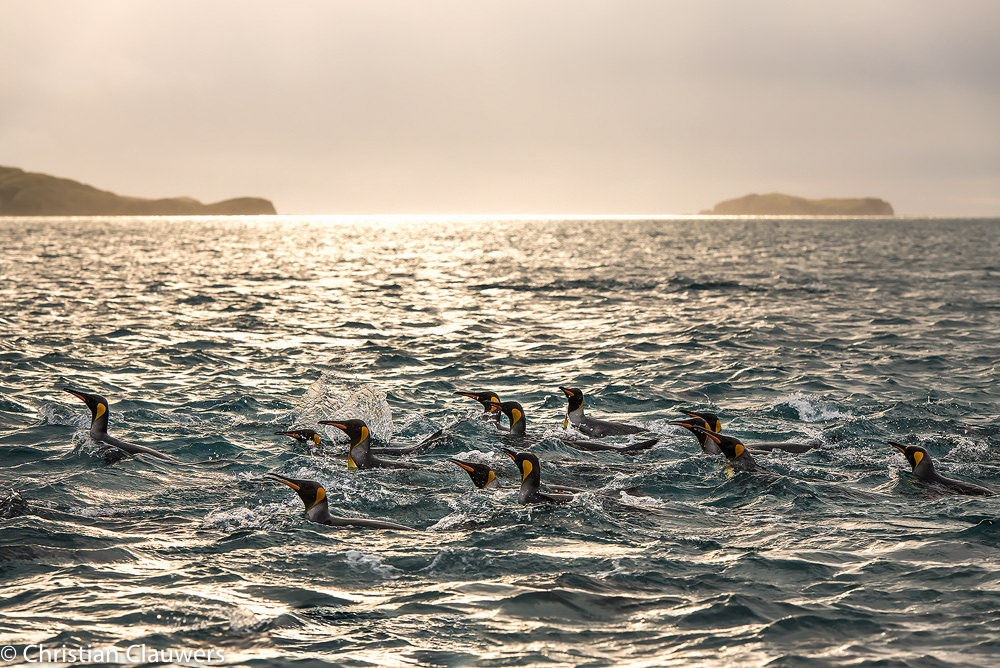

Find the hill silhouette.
[
  {"left": 703, "top": 193, "right": 893, "bottom": 216},
  {"left": 0, "top": 166, "right": 276, "bottom": 215}
]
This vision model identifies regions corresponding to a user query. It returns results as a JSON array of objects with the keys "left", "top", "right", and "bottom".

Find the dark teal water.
[{"left": 1, "top": 216, "right": 999, "bottom": 667}]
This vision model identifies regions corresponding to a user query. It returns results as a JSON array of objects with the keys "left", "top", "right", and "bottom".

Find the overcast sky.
[{"left": 3, "top": 1, "right": 999, "bottom": 215}]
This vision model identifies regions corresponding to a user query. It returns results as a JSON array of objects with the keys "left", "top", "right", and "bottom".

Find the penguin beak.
[
  {"left": 888, "top": 442, "right": 906, "bottom": 453},
  {"left": 680, "top": 410, "right": 702, "bottom": 420},
  {"left": 447, "top": 458, "right": 475, "bottom": 473},
  {"left": 502, "top": 448, "right": 518, "bottom": 461},
  {"left": 267, "top": 473, "right": 302, "bottom": 491},
  {"left": 455, "top": 391, "right": 478, "bottom": 399},
  {"left": 63, "top": 388, "right": 87, "bottom": 401},
  {"left": 275, "top": 431, "right": 302, "bottom": 439},
  {"left": 559, "top": 387, "right": 573, "bottom": 396},
  {"left": 488, "top": 401, "right": 504, "bottom": 412},
  {"left": 692, "top": 426, "right": 723, "bottom": 445},
  {"left": 319, "top": 421, "right": 348, "bottom": 432}
]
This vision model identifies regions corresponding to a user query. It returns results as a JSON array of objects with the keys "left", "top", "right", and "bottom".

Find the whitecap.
[
  {"left": 774, "top": 393, "right": 853, "bottom": 422},
  {"left": 287, "top": 373, "right": 394, "bottom": 442},
  {"left": 228, "top": 606, "right": 271, "bottom": 635},
  {"left": 344, "top": 549, "right": 401, "bottom": 579},
  {"left": 201, "top": 502, "right": 286, "bottom": 531},
  {"left": 39, "top": 402, "right": 89, "bottom": 428}
]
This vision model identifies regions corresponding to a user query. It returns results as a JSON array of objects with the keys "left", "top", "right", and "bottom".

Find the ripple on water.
[{"left": 2, "top": 217, "right": 1000, "bottom": 666}]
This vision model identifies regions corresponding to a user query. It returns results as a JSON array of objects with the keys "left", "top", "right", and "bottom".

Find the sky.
[{"left": 3, "top": 0, "right": 999, "bottom": 216}]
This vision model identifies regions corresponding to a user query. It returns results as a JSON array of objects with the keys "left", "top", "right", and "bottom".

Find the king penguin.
[
  {"left": 447, "top": 457, "right": 500, "bottom": 489},
  {"left": 267, "top": 473, "right": 415, "bottom": 528},
  {"left": 455, "top": 390, "right": 503, "bottom": 424},
  {"left": 63, "top": 388, "right": 175, "bottom": 462},
  {"left": 560, "top": 387, "right": 645, "bottom": 437},
  {"left": 319, "top": 419, "right": 422, "bottom": 469},
  {"left": 677, "top": 410, "right": 818, "bottom": 454},
  {"left": 679, "top": 410, "right": 722, "bottom": 433},
  {"left": 889, "top": 442, "right": 993, "bottom": 496},
  {"left": 490, "top": 400, "right": 658, "bottom": 454},
  {"left": 503, "top": 449, "right": 575, "bottom": 505},
  {"left": 275, "top": 429, "right": 328, "bottom": 452},
  {"left": 689, "top": 425, "right": 763, "bottom": 472},
  {"left": 448, "top": 456, "right": 586, "bottom": 495},
  {"left": 670, "top": 417, "right": 722, "bottom": 455},
  {"left": 277, "top": 426, "right": 443, "bottom": 457}
]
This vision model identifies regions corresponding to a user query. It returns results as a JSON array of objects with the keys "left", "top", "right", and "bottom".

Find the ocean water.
[{"left": 1, "top": 215, "right": 999, "bottom": 667}]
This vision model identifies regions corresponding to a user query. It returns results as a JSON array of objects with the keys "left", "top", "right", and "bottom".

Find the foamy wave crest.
[
  {"left": 345, "top": 549, "right": 401, "bottom": 579},
  {"left": 228, "top": 607, "right": 272, "bottom": 635},
  {"left": 947, "top": 436, "right": 992, "bottom": 463},
  {"left": 39, "top": 402, "right": 89, "bottom": 428},
  {"left": 775, "top": 393, "right": 852, "bottom": 422},
  {"left": 201, "top": 503, "right": 286, "bottom": 531},
  {"left": 290, "top": 372, "right": 394, "bottom": 441},
  {"left": 617, "top": 491, "right": 667, "bottom": 508}
]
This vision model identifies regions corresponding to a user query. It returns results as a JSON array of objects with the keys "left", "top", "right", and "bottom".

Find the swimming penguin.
[
  {"left": 672, "top": 416, "right": 817, "bottom": 455},
  {"left": 267, "top": 473, "right": 415, "bottom": 529},
  {"left": 679, "top": 409, "right": 818, "bottom": 453},
  {"left": 447, "top": 457, "right": 500, "bottom": 489},
  {"left": 318, "top": 419, "right": 422, "bottom": 469},
  {"left": 689, "top": 425, "right": 762, "bottom": 472},
  {"left": 277, "top": 427, "right": 444, "bottom": 456},
  {"left": 490, "top": 400, "right": 528, "bottom": 436},
  {"left": 275, "top": 429, "right": 328, "bottom": 452},
  {"left": 889, "top": 442, "right": 994, "bottom": 496},
  {"left": 63, "top": 388, "right": 175, "bottom": 462},
  {"left": 503, "top": 449, "right": 575, "bottom": 505},
  {"left": 455, "top": 390, "right": 503, "bottom": 424},
  {"left": 680, "top": 410, "right": 722, "bottom": 433},
  {"left": 448, "top": 456, "right": 587, "bottom": 495},
  {"left": 560, "top": 387, "right": 645, "bottom": 437},
  {"left": 669, "top": 418, "right": 722, "bottom": 454},
  {"left": 489, "top": 400, "right": 658, "bottom": 454}
]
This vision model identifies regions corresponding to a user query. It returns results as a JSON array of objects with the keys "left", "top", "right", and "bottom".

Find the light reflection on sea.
[{"left": 1, "top": 215, "right": 999, "bottom": 666}]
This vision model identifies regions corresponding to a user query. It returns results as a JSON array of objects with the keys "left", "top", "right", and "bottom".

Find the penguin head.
[
  {"left": 503, "top": 448, "right": 540, "bottom": 486},
  {"left": 669, "top": 418, "right": 710, "bottom": 446},
  {"left": 447, "top": 457, "right": 497, "bottom": 489},
  {"left": 455, "top": 390, "right": 502, "bottom": 414},
  {"left": 559, "top": 387, "right": 585, "bottom": 413},
  {"left": 275, "top": 429, "right": 322, "bottom": 446},
  {"left": 319, "top": 419, "right": 370, "bottom": 446},
  {"left": 319, "top": 419, "right": 371, "bottom": 469},
  {"left": 63, "top": 388, "right": 110, "bottom": 433},
  {"left": 889, "top": 442, "right": 935, "bottom": 478},
  {"left": 268, "top": 473, "right": 328, "bottom": 513},
  {"left": 681, "top": 410, "right": 722, "bottom": 433},
  {"left": 692, "top": 425, "right": 747, "bottom": 459},
  {"left": 488, "top": 401, "right": 527, "bottom": 436}
]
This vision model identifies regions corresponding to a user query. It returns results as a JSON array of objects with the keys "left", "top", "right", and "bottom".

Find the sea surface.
[{"left": 1, "top": 215, "right": 999, "bottom": 667}]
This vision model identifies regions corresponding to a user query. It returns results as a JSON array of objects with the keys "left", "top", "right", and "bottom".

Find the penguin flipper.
[
  {"left": 935, "top": 476, "right": 995, "bottom": 496},
  {"left": 748, "top": 442, "right": 819, "bottom": 454},
  {"left": 376, "top": 458, "right": 424, "bottom": 470},
  {"left": 327, "top": 516, "right": 417, "bottom": 530},
  {"left": 558, "top": 437, "right": 656, "bottom": 455},
  {"left": 620, "top": 438, "right": 659, "bottom": 453},
  {"left": 371, "top": 429, "right": 446, "bottom": 455},
  {"left": 539, "top": 491, "right": 575, "bottom": 504},
  {"left": 577, "top": 418, "right": 644, "bottom": 438}
]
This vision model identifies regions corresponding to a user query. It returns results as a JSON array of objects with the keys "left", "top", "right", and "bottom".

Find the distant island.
[
  {"left": 703, "top": 193, "right": 893, "bottom": 216},
  {"left": 0, "top": 165, "right": 276, "bottom": 215}
]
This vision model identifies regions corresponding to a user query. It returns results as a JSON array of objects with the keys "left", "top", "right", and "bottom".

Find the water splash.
[
  {"left": 774, "top": 393, "right": 853, "bottom": 422},
  {"left": 289, "top": 372, "right": 394, "bottom": 441}
]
